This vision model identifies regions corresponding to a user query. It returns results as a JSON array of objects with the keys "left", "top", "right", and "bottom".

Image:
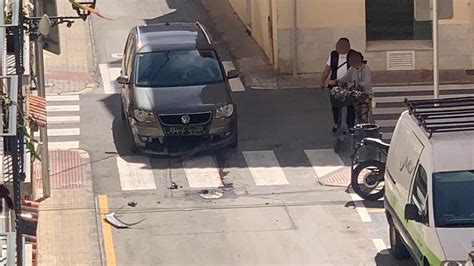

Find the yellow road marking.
[{"left": 98, "top": 195, "right": 117, "bottom": 266}]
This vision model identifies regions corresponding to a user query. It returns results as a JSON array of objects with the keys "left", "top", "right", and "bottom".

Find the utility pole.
[
  {"left": 33, "top": 0, "right": 51, "bottom": 199},
  {"left": 432, "top": 0, "right": 440, "bottom": 99}
]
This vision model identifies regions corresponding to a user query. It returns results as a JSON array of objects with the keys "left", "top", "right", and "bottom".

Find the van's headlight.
[
  {"left": 442, "top": 261, "right": 470, "bottom": 266},
  {"left": 215, "top": 104, "right": 234, "bottom": 118},
  {"left": 133, "top": 109, "right": 155, "bottom": 123}
]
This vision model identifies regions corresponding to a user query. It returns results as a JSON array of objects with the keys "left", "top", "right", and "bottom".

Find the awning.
[{"left": 28, "top": 95, "right": 47, "bottom": 127}]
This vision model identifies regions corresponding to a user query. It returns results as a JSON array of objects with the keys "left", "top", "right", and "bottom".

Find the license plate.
[{"left": 168, "top": 126, "right": 204, "bottom": 135}]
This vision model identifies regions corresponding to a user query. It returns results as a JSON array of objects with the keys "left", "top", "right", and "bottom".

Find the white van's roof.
[{"left": 400, "top": 111, "right": 474, "bottom": 173}]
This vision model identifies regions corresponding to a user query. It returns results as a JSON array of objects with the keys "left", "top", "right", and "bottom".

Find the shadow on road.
[
  {"left": 375, "top": 252, "right": 415, "bottom": 266},
  {"left": 100, "top": 88, "right": 335, "bottom": 166}
]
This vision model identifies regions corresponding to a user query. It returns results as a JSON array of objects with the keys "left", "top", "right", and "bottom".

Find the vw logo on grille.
[{"left": 181, "top": 115, "right": 191, "bottom": 124}]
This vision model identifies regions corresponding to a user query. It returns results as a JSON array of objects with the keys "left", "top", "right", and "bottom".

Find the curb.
[
  {"left": 75, "top": 149, "right": 106, "bottom": 266},
  {"left": 49, "top": 83, "right": 96, "bottom": 95},
  {"left": 250, "top": 85, "right": 319, "bottom": 90}
]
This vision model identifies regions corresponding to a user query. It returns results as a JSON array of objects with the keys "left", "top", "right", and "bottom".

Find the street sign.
[
  {"left": 415, "top": 0, "right": 453, "bottom": 21},
  {"left": 37, "top": 0, "right": 61, "bottom": 55}
]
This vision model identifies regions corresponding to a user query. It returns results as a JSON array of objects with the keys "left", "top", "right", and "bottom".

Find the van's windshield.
[
  {"left": 134, "top": 49, "right": 224, "bottom": 87},
  {"left": 433, "top": 171, "right": 474, "bottom": 227}
]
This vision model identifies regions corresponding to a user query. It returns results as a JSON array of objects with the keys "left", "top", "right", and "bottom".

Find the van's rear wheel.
[{"left": 389, "top": 220, "right": 410, "bottom": 260}]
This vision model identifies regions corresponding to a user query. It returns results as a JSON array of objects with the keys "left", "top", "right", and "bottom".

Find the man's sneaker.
[{"left": 332, "top": 126, "right": 338, "bottom": 133}]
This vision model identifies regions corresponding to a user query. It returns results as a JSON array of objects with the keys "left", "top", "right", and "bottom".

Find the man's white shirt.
[{"left": 327, "top": 53, "right": 348, "bottom": 79}]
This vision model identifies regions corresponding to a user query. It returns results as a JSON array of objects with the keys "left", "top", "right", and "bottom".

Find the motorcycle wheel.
[{"left": 351, "top": 160, "right": 385, "bottom": 201}]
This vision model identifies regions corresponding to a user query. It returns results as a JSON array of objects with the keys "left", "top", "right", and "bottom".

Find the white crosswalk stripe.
[
  {"left": 47, "top": 105, "right": 80, "bottom": 112},
  {"left": 48, "top": 116, "right": 80, "bottom": 124},
  {"left": 48, "top": 141, "right": 80, "bottom": 150},
  {"left": 372, "top": 85, "right": 474, "bottom": 141},
  {"left": 45, "top": 95, "right": 79, "bottom": 101},
  {"left": 116, "top": 156, "right": 157, "bottom": 190},
  {"left": 183, "top": 156, "right": 223, "bottom": 188},
  {"left": 304, "top": 149, "right": 344, "bottom": 179},
  {"left": 44, "top": 94, "right": 81, "bottom": 150},
  {"left": 35, "top": 128, "right": 80, "bottom": 137},
  {"left": 242, "top": 151, "right": 289, "bottom": 186}
]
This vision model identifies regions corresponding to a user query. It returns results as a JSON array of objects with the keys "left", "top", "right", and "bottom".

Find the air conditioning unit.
[{"left": 386, "top": 51, "right": 415, "bottom": 71}]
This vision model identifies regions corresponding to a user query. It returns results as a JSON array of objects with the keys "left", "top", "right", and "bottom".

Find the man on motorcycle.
[{"left": 320, "top": 37, "right": 357, "bottom": 134}]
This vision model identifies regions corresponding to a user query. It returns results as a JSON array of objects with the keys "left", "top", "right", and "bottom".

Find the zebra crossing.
[
  {"left": 38, "top": 94, "right": 81, "bottom": 150},
  {"left": 372, "top": 84, "right": 474, "bottom": 141},
  {"left": 115, "top": 149, "right": 346, "bottom": 192}
]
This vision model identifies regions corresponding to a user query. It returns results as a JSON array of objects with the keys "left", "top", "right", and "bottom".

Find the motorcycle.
[
  {"left": 350, "top": 129, "right": 390, "bottom": 201},
  {"left": 329, "top": 82, "right": 357, "bottom": 152}
]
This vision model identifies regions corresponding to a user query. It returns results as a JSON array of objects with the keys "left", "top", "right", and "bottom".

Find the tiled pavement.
[
  {"left": 36, "top": 150, "right": 102, "bottom": 266},
  {"left": 43, "top": 0, "right": 96, "bottom": 94},
  {"left": 36, "top": 0, "right": 100, "bottom": 264}
]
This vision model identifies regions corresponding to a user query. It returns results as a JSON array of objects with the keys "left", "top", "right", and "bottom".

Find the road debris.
[
  {"left": 169, "top": 182, "right": 178, "bottom": 190},
  {"left": 105, "top": 212, "right": 145, "bottom": 229},
  {"left": 199, "top": 189, "right": 223, "bottom": 199},
  {"left": 128, "top": 201, "right": 137, "bottom": 207}
]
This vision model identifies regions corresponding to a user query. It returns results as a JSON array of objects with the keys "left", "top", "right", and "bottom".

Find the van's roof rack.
[{"left": 404, "top": 96, "right": 474, "bottom": 138}]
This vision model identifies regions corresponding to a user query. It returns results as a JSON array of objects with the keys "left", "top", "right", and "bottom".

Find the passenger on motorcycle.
[{"left": 329, "top": 51, "right": 373, "bottom": 124}]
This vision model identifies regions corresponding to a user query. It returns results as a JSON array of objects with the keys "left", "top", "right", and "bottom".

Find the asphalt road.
[{"left": 83, "top": 0, "right": 414, "bottom": 265}]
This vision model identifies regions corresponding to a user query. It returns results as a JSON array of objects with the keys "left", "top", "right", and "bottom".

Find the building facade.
[{"left": 230, "top": 0, "right": 474, "bottom": 77}]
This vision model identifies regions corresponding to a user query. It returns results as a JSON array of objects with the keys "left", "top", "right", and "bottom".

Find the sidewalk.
[
  {"left": 34, "top": 150, "right": 102, "bottom": 265},
  {"left": 42, "top": 0, "right": 96, "bottom": 95},
  {"left": 199, "top": 0, "right": 474, "bottom": 89},
  {"left": 33, "top": 1, "right": 102, "bottom": 265}
]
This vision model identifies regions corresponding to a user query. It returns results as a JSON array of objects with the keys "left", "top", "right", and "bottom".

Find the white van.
[{"left": 384, "top": 97, "right": 474, "bottom": 266}]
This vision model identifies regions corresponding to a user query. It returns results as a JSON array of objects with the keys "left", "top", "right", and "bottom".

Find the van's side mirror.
[
  {"left": 405, "top": 204, "right": 422, "bottom": 223},
  {"left": 227, "top": 70, "right": 239, "bottom": 79},
  {"left": 117, "top": 76, "right": 130, "bottom": 85}
]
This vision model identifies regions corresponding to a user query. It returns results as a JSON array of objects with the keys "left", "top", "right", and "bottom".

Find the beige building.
[{"left": 229, "top": 0, "right": 474, "bottom": 77}]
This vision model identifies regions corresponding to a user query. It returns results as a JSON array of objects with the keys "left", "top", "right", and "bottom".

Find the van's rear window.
[
  {"left": 135, "top": 49, "right": 224, "bottom": 87},
  {"left": 433, "top": 171, "right": 474, "bottom": 227}
]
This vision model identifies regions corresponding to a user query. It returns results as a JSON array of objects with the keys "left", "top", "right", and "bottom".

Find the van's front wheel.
[{"left": 389, "top": 220, "right": 410, "bottom": 260}]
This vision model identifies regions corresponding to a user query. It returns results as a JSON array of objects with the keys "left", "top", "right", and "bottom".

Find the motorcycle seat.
[{"left": 361, "top": 137, "right": 390, "bottom": 151}]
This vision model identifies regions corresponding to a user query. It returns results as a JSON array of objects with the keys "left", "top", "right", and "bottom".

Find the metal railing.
[{"left": 0, "top": 76, "right": 19, "bottom": 137}]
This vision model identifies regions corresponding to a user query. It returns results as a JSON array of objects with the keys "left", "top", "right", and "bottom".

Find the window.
[
  {"left": 365, "top": 0, "right": 431, "bottom": 41},
  {"left": 433, "top": 171, "right": 474, "bottom": 227},
  {"left": 134, "top": 49, "right": 224, "bottom": 87},
  {"left": 411, "top": 165, "right": 428, "bottom": 216},
  {"left": 123, "top": 35, "right": 135, "bottom": 78}
]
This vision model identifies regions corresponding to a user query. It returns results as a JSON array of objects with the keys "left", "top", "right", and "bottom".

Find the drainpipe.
[
  {"left": 246, "top": 0, "right": 252, "bottom": 30},
  {"left": 292, "top": 0, "right": 298, "bottom": 76}
]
